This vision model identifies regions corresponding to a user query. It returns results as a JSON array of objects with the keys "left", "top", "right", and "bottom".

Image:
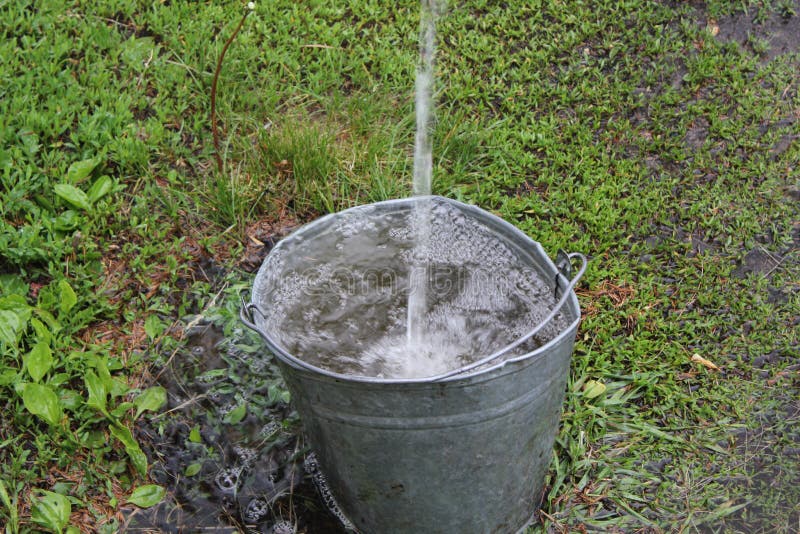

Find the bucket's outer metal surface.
[{"left": 243, "top": 196, "right": 582, "bottom": 534}]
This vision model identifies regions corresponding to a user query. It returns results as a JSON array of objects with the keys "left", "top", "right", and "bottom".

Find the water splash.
[{"left": 405, "top": 204, "right": 430, "bottom": 346}]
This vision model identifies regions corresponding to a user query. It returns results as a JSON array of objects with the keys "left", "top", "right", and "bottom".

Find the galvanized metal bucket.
[{"left": 241, "top": 196, "right": 585, "bottom": 534}]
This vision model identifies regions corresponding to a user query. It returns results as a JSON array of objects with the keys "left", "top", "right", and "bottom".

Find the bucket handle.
[
  {"left": 429, "top": 251, "right": 587, "bottom": 381},
  {"left": 241, "top": 252, "right": 586, "bottom": 383},
  {"left": 240, "top": 295, "right": 261, "bottom": 333}
]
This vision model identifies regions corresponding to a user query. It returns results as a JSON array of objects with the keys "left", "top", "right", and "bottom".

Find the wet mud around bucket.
[{"left": 123, "top": 322, "right": 351, "bottom": 533}]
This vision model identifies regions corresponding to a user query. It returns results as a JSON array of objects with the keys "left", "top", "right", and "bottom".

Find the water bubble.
[
  {"left": 259, "top": 421, "right": 281, "bottom": 438},
  {"left": 208, "top": 391, "right": 227, "bottom": 405},
  {"left": 243, "top": 497, "right": 269, "bottom": 522},
  {"left": 270, "top": 520, "right": 296, "bottom": 534},
  {"left": 215, "top": 467, "right": 242, "bottom": 493},
  {"left": 219, "top": 402, "right": 237, "bottom": 416},
  {"left": 233, "top": 446, "right": 257, "bottom": 468}
]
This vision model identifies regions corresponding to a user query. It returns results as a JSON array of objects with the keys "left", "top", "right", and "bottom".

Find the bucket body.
[{"left": 244, "top": 197, "right": 581, "bottom": 534}]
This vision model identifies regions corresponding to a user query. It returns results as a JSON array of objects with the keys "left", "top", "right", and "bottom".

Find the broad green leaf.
[
  {"left": 95, "top": 357, "right": 112, "bottom": 387},
  {"left": 34, "top": 308, "right": 61, "bottom": 333},
  {"left": 0, "top": 369, "right": 19, "bottom": 386},
  {"left": 54, "top": 183, "right": 91, "bottom": 211},
  {"left": 144, "top": 315, "right": 164, "bottom": 340},
  {"left": 108, "top": 377, "right": 130, "bottom": 398},
  {"left": 198, "top": 368, "right": 227, "bottom": 380},
  {"left": 583, "top": 380, "right": 607, "bottom": 399},
  {"left": 66, "top": 157, "right": 99, "bottom": 183},
  {"left": 58, "top": 279, "right": 78, "bottom": 314},
  {"left": 50, "top": 373, "right": 71, "bottom": 387},
  {"left": 0, "top": 479, "right": 12, "bottom": 510},
  {"left": 0, "top": 294, "right": 32, "bottom": 322},
  {"left": 134, "top": 386, "right": 167, "bottom": 419},
  {"left": 50, "top": 482, "right": 73, "bottom": 496},
  {"left": 110, "top": 401, "right": 134, "bottom": 419},
  {"left": 87, "top": 175, "right": 113, "bottom": 204},
  {"left": 184, "top": 462, "right": 202, "bottom": 477},
  {"left": 223, "top": 402, "right": 247, "bottom": 425},
  {"left": 84, "top": 371, "right": 107, "bottom": 412},
  {"left": 188, "top": 425, "right": 202, "bottom": 443},
  {"left": 127, "top": 484, "right": 165, "bottom": 508},
  {"left": 268, "top": 384, "right": 290, "bottom": 404},
  {"left": 78, "top": 429, "right": 106, "bottom": 448},
  {"left": 59, "top": 389, "right": 83, "bottom": 411},
  {"left": 53, "top": 210, "right": 81, "bottom": 232},
  {"left": 30, "top": 317, "right": 52, "bottom": 343},
  {"left": 110, "top": 424, "right": 147, "bottom": 476},
  {"left": 22, "top": 383, "right": 63, "bottom": 426},
  {"left": 0, "top": 274, "right": 28, "bottom": 296},
  {"left": 0, "top": 309, "right": 21, "bottom": 346},
  {"left": 127, "top": 444, "right": 149, "bottom": 477},
  {"left": 31, "top": 490, "right": 71, "bottom": 532},
  {"left": 26, "top": 342, "right": 53, "bottom": 382},
  {"left": 110, "top": 421, "right": 139, "bottom": 451}
]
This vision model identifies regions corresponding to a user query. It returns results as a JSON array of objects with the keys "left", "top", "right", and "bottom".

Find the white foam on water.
[{"left": 361, "top": 330, "right": 470, "bottom": 379}]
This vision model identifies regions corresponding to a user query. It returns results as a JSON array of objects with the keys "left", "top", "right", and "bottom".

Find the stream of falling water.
[{"left": 407, "top": 0, "right": 441, "bottom": 347}]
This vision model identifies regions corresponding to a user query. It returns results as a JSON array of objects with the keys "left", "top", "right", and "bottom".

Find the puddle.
[
  {"left": 714, "top": 1, "right": 800, "bottom": 61},
  {"left": 123, "top": 322, "right": 351, "bottom": 533}
]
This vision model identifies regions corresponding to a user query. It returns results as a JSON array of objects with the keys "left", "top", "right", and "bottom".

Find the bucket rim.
[{"left": 244, "top": 195, "right": 583, "bottom": 384}]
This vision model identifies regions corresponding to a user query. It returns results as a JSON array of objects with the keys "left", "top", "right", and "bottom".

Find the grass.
[{"left": 1, "top": 0, "right": 798, "bottom": 532}]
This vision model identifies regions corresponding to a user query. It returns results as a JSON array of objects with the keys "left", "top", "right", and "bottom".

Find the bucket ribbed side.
[{"left": 276, "top": 328, "right": 575, "bottom": 533}]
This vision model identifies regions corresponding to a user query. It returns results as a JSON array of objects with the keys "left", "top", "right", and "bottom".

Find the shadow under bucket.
[{"left": 242, "top": 196, "right": 585, "bottom": 534}]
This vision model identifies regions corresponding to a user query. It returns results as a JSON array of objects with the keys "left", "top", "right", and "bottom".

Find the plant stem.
[{"left": 211, "top": 8, "right": 251, "bottom": 174}]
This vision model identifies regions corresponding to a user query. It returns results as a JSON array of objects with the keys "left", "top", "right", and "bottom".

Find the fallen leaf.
[
  {"left": 583, "top": 380, "right": 607, "bottom": 399},
  {"left": 691, "top": 353, "right": 720, "bottom": 371}
]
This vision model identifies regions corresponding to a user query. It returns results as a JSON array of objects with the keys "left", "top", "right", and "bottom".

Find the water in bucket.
[{"left": 252, "top": 198, "right": 568, "bottom": 379}]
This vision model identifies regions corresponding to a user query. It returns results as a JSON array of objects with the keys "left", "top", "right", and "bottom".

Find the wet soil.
[
  {"left": 123, "top": 323, "right": 350, "bottom": 533},
  {"left": 714, "top": 1, "right": 800, "bottom": 62}
]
